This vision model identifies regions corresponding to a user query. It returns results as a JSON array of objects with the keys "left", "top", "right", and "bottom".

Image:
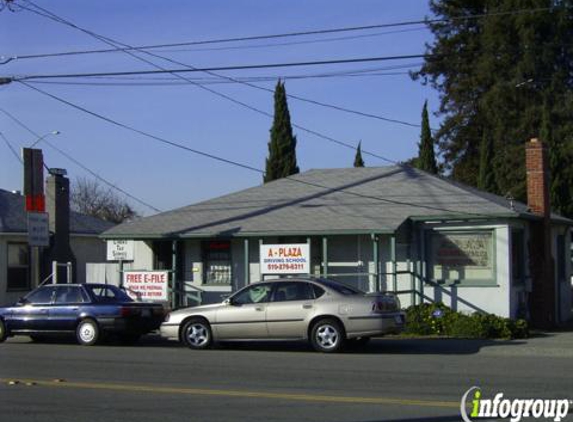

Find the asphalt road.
[{"left": 1, "top": 333, "right": 572, "bottom": 422}]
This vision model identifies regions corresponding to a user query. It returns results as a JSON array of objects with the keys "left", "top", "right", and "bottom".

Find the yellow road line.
[{"left": 1, "top": 378, "right": 460, "bottom": 409}]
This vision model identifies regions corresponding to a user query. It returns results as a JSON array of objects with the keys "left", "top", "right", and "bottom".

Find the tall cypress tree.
[
  {"left": 264, "top": 80, "right": 299, "bottom": 183},
  {"left": 354, "top": 141, "right": 365, "bottom": 167},
  {"left": 416, "top": 101, "right": 438, "bottom": 174},
  {"left": 477, "top": 132, "right": 497, "bottom": 193}
]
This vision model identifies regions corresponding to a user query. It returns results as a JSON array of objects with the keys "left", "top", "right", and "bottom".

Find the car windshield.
[
  {"left": 84, "top": 285, "right": 133, "bottom": 303},
  {"left": 314, "top": 278, "right": 363, "bottom": 295}
]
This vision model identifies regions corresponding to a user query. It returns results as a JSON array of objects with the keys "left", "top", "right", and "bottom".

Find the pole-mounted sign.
[
  {"left": 23, "top": 148, "right": 45, "bottom": 212},
  {"left": 27, "top": 212, "right": 50, "bottom": 247}
]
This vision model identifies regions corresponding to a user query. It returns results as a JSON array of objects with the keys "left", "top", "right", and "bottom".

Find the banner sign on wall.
[
  {"left": 260, "top": 244, "right": 310, "bottom": 274},
  {"left": 123, "top": 271, "right": 169, "bottom": 301}
]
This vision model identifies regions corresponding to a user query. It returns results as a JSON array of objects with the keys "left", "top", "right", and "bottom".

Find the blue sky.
[{"left": 1, "top": 0, "right": 440, "bottom": 215}]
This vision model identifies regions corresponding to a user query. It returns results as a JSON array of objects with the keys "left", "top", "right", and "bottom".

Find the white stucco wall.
[
  {"left": 412, "top": 223, "right": 513, "bottom": 318},
  {"left": 70, "top": 235, "right": 108, "bottom": 284},
  {"left": 1, "top": 233, "right": 109, "bottom": 305}
]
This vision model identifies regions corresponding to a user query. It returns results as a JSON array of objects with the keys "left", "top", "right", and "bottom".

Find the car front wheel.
[
  {"left": 0, "top": 319, "right": 7, "bottom": 343},
  {"left": 310, "top": 318, "right": 345, "bottom": 353},
  {"left": 181, "top": 318, "right": 212, "bottom": 350},
  {"left": 76, "top": 319, "right": 100, "bottom": 346}
]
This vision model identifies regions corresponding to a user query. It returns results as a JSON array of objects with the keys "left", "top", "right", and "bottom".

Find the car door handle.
[
  {"left": 255, "top": 306, "right": 264, "bottom": 312},
  {"left": 302, "top": 304, "right": 313, "bottom": 309}
]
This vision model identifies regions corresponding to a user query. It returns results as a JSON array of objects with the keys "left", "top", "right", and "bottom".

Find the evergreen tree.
[
  {"left": 542, "top": 101, "right": 573, "bottom": 216},
  {"left": 416, "top": 101, "right": 438, "bottom": 174},
  {"left": 414, "top": 0, "right": 573, "bottom": 216},
  {"left": 477, "top": 132, "right": 497, "bottom": 193},
  {"left": 264, "top": 80, "right": 299, "bottom": 183},
  {"left": 354, "top": 141, "right": 365, "bottom": 167}
]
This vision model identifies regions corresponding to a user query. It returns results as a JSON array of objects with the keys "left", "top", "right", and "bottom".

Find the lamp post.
[{"left": 29, "top": 130, "right": 60, "bottom": 148}]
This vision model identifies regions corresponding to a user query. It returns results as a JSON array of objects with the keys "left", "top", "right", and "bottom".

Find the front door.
[
  {"left": 214, "top": 283, "right": 272, "bottom": 340},
  {"left": 266, "top": 282, "right": 316, "bottom": 339},
  {"left": 10, "top": 286, "right": 56, "bottom": 332}
]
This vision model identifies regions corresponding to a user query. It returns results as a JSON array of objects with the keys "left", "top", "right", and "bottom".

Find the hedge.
[{"left": 404, "top": 302, "right": 529, "bottom": 339}]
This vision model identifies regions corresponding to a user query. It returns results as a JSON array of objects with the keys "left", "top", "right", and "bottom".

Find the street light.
[{"left": 29, "top": 130, "right": 61, "bottom": 148}]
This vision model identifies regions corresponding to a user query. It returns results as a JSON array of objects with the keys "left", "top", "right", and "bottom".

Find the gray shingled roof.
[
  {"left": 103, "top": 166, "right": 571, "bottom": 239},
  {"left": 0, "top": 189, "right": 115, "bottom": 235}
]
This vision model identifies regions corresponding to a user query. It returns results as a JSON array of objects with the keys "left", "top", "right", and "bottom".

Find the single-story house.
[
  {"left": 102, "top": 139, "right": 572, "bottom": 327},
  {"left": 0, "top": 180, "right": 114, "bottom": 305}
]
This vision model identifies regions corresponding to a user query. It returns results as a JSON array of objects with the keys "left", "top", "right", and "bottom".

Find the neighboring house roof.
[
  {"left": 103, "top": 165, "right": 572, "bottom": 239},
  {"left": 0, "top": 189, "right": 115, "bottom": 235}
]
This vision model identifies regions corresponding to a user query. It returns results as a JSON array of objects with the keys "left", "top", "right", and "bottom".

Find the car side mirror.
[
  {"left": 16, "top": 297, "right": 28, "bottom": 306},
  {"left": 224, "top": 297, "right": 239, "bottom": 306}
]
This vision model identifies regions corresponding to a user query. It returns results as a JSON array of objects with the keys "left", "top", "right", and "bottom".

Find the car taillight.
[
  {"left": 120, "top": 307, "right": 140, "bottom": 317},
  {"left": 372, "top": 294, "right": 400, "bottom": 313}
]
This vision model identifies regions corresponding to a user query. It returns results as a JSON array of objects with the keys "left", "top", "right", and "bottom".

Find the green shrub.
[
  {"left": 404, "top": 303, "right": 529, "bottom": 339},
  {"left": 447, "top": 313, "right": 486, "bottom": 339}
]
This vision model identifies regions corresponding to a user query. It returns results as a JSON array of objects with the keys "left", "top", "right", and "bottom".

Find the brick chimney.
[
  {"left": 525, "top": 138, "right": 550, "bottom": 217},
  {"left": 525, "top": 138, "right": 555, "bottom": 328}
]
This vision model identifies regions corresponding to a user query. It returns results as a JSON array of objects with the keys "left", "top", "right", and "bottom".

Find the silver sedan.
[{"left": 161, "top": 277, "right": 405, "bottom": 352}]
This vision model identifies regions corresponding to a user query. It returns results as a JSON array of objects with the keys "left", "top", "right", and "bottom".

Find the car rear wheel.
[
  {"left": 76, "top": 319, "right": 100, "bottom": 346},
  {"left": 0, "top": 319, "right": 7, "bottom": 343},
  {"left": 181, "top": 318, "right": 212, "bottom": 350},
  {"left": 310, "top": 318, "right": 345, "bottom": 353}
]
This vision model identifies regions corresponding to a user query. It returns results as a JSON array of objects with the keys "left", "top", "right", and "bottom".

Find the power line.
[
  {"left": 149, "top": 28, "right": 428, "bottom": 54},
  {"left": 1, "top": 5, "right": 553, "bottom": 64},
  {"left": 18, "top": 80, "right": 492, "bottom": 219},
  {"left": 24, "top": 71, "right": 411, "bottom": 86},
  {"left": 0, "top": 20, "right": 430, "bottom": 64},
  {"left": 0, "top": 131, "right": 23, "bottom": 164},
  {"left": 18, "top": 1, "right": 403, "bottom": 161},
  {"left": 22, "top": 67, "right": 416, "bottom": 86},
  {"left": 0, "top": 107, "right": 163, "bottom": 213},
  {"left": 19, "top": 81, "right": 267, "bottom": 173},
  {"left": 13, "top": 54, "right": 429, "bottom": 82}
]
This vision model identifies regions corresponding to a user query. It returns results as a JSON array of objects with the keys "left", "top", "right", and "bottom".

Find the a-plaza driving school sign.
[{"left": 260, "top": 244, "right": 310, "bottom": 274}]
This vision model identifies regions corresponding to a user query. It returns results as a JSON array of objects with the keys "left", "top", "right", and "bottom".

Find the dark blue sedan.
[{"left": 0, "top": 283, "right": 165, "bottom": 346}]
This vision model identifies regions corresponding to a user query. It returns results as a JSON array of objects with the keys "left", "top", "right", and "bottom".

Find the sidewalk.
[{"left": 479, "top": 331, "right": 573, "bottom": 358}]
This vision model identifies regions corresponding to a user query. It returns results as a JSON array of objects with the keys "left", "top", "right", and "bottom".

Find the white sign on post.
[
  {"left": 123, "top": 271, "right": 169, "bottom": 302},
  {"left": 27, "top": 212, "right": 49, "bottom": 247},
  {"left": 260, "top": 244, "right": 310, "bottom": 274},
  {"left": 107, "top": 240, "right": 134, "bottom": 261}
]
